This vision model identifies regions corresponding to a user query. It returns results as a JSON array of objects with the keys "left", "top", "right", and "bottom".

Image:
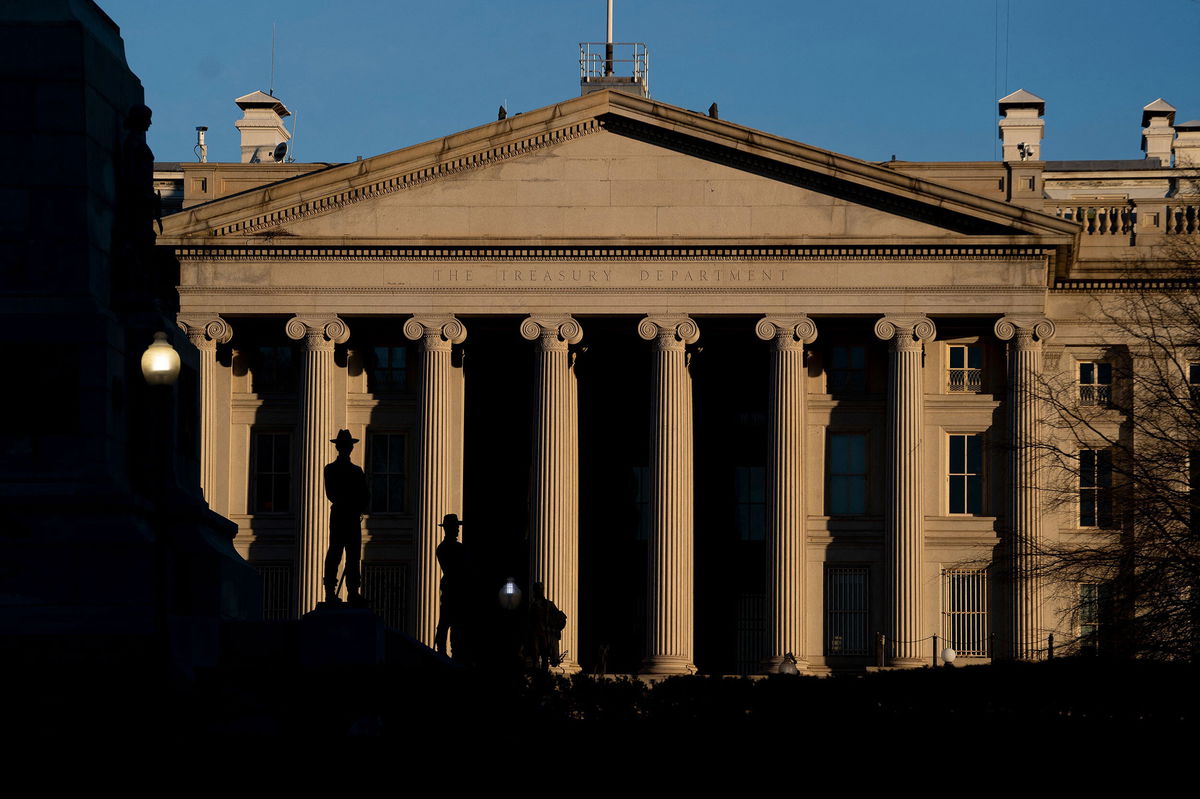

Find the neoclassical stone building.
[{"left": 158, "top": 82, "right": 1200, "bottom": 674}]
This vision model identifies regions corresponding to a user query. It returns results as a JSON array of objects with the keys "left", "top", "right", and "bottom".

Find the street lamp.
[
  {"left": 941, "top": 647, "right": 957, "bottom": 665},
  {"left": 140, "top": 332, "right": 180, "bottom": 385},
  {"left": 498, "top": 577, "right": 522, "bottom": 610}
]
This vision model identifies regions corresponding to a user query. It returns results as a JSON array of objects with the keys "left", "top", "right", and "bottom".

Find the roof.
[
  {"left": 998, "top": 89, "right": 1045, "bottom": 113},
  {"left": 1142, "top": 98, "right": 1177, "bottom": 127},
  {"left": 1044, "top": 158, "right": 1163, "bottom": 172},
  {"left": 1175, "top": 120, "right": 1200, "bottom": 131},
  {"left": 234, "top": 90, "right": 290, "bottom": 117}
]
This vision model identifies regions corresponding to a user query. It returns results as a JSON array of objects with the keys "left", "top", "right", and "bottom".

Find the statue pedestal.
[{"left": 299, "top": 605, "right": 385, "bottom": 667}]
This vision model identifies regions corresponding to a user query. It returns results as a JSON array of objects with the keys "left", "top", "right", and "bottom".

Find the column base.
[
  {"left": 639, "top": 655, "right": 698, "bottom": 676},
  {"left": 760, "top": 654, "right": 809, "bottom": 674},
  {"left": 552, "top": 660, "right": 583, "bottom": 676},
  {"left": 886, "top": 657, "right": 927, "bottom": 669}
]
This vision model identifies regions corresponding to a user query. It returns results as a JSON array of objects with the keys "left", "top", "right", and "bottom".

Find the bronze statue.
[
  {"left": 434, "top": 513, "right": 467, "bottom": 656},
  {"left": 323, "top": 429, "right": 370, "bottom": 606},
  {"left": 527, "top": 581, "right": 566, "bottom": 670}
]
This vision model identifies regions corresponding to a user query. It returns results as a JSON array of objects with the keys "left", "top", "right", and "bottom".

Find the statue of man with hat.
[
  {"left": 434, "top": 512, "right": 467, "bottom": 656},
  {"left": 324, "top": 429, "right": 370, "bottom": 606}
]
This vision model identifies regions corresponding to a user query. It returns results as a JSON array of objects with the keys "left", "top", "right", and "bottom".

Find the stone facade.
[{"left": 158, "top": 88, "right": 1200, "bottom": 673}]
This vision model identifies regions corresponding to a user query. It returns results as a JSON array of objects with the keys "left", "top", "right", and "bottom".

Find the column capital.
[
  {"left": 755, "top": 315, "right": 818, "bottom": 350},
  {"left": 403, "top": 314, "right": 467, "bottom": 352},
  {"left": 638, "top": 315, "right": 700, "bottom": 351},
  {"left": 520, "top": 315, "right": 584, "bottom": 351},
  {"left": 285, "top": 314, "right": 350, "bottom": 351},
  {"left": 874, "top": 315, "right": 936, "bottom": 352},
  {"left": 994, "top": 317, "right": 1055, "bottom": 348},
  {"left": 177, "top": 316, "right": 233, "bottom": 351}
]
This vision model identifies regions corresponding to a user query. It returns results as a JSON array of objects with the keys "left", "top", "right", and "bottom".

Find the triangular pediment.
[{"left": 161, "top": 91, "right": 1078, "bottom": 245}]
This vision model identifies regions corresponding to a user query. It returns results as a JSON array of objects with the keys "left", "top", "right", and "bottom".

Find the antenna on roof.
[
  {"left": 269, "top": 22, "right": 276, "bottom": 96},
  {"left": 605, "top": 0, "right": 614, "bottom": 76},
  {"left": 287, "top": 110, "right": 298, "bottom": 162}
]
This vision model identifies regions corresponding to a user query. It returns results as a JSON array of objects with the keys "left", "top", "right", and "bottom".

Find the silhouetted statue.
[
  {"left": 114, "top": 104, "right": 163, "bottom": 298},
  {"left": 527, "top": 581, "right": 566, "bottom": 670},
  {"left": 323, "top": 429, "right": 370, "bottom": 606},
  {"left": 434, "top": 513, "right": 467, "bottom": 656}
]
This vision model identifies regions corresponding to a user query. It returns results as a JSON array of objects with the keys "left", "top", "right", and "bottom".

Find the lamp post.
[
  {"left": 499, "top": 577, "right": 522, "bottom": 611},
  {"left": 140, "top": 332, "right": 180, "bottom": 385}
]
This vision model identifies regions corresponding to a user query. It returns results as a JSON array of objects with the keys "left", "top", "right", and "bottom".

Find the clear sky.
[{"left": 99, "top": 0, "right": 1200, "bottom": 166}]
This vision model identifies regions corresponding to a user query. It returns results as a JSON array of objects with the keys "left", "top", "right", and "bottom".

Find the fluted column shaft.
[
  {"left": 286, "top": 314, "right": 350, "bottom": 616},
  {"left": 995, "top": 317, "right": 1054, "bottom": 660},
  {"left": 178, "top": 316, "right": 232, "bottom": 509},
  {"left": 757, "top": 316, "right": 818, "bottom": 671},
  {"left": 521, "top": 315, "right": 584, "bottom": 673},
  {"left": 875, "top": 316, "right": 936, "bottom": 665},
  {"left": 638, "top": 315, "right": 701, "bottom": 675},
  {"left": 404, "top": 315, "right": 467, "bottom": 646}
]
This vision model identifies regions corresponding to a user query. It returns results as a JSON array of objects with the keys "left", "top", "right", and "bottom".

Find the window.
[
  {"left": 827, "top": 345, "right": 867, "bottom": 393},
  {"left": 1078, "top": 361, "right": 1112, "bottom": 406},
  {"left": 948, "top": 433, "right": 984, "bottom": 514},
  {"left": 1189, "top": 362, "right": 1200, "bottom": 401},
  {"left": 252, "top": 346, "right": 296, "bottom": 394},
  {"left": 255, "top": 563, "right": 294, "bottom": 620},
  {"left": 362, "top": 563, "right": 409, "bottom": 630},
  {"left": 369, "top": 433, "right": 407, "bottom": 513},
  {"left": 735, "top": 593, "right": 766, "bottom": 675},
  {"left": 825, "top": 567, "right": 869, "bottom": 655},
  {"left": 369, "top": 346, "right": 409, "bottom": 393},
  {"left": 734, "top": 465, "right": 765, "bottom": 541},
  {"left": 942, "top": 568, "right": 989, "bottom": 657},
  {"left": 828, "top": 432, "right": 868, "bottom": 515},
  {"left": 632, "top": 465, "right": 651, "bottom": 540},
  {"left": 1078, "top": 582, "right": 1112, "bottom": 656},
  {"left": 250, "top": 431, "right": 291, "bottom": 513},
  {"left": 1079, "top": 449, "right": 1113, "bottom": 528},
  {"left": 946, "top": 344, "right": 982, "bottom": 393}
]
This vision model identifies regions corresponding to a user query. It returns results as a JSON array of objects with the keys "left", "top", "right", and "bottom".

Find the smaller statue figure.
[
  {"left": 434, "top": 513, "right": 467, "bottom": 656},
  {"left": 527, "top": 581, "right": 566, "bottom": 671},
  {"left": 323, "top": 429, "right": 370, "bottom": 606}
]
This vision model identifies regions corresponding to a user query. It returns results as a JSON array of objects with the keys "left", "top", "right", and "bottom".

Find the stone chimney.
[
  {"left": 1174, "top": 120, "right": 1200, "bottom": 168},
  {"left": 998, "top": 89, "right": 1046, "bottom": 161},
  {"left": 234, "top": 90, "right": 290, "bottom": 163},
  {"left": 1141, "top": 98, "right": 1176, "bottom": 165}
]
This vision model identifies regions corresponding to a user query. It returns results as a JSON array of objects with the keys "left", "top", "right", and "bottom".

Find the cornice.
[{"left": 179, "top": 284, "right": 1050, "bottom": 297}]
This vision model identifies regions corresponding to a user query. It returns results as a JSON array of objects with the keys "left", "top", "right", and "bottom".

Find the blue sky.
[{"left": 99, "top": 0, "right": 1200, "bottom": 165}]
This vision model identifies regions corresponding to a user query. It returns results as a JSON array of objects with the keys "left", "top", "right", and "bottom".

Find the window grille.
[
  {"left": 257, "top": 563, "right": 294, "bottom": 621},
  {"left": 363, "top": 563, "right": 409, "bottom": 630},
  {"left": 1078, "top": 361, "right": 1112, "bottom": 406},
  {"left": 825, "top": 567, "right": 869, "bottom": 655},
  {"left": 1078, "top": 582, "right": 1112, "bottom": 656},
  {"left": 942, "top": 568, "right": 989, "bottom": 657},
  {"left": 947, "top": 344, "right": 982, "bottom": 393},
  {"left": 735, "top": 592, "right": 765, "bottom": 675}
]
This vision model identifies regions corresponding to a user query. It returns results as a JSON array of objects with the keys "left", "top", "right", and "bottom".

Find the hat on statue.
[
  {"left": 438, "top": 513, "right": 464, "bottom": 527},
  {"left": 330, "top": 429, "right": 360, "bottom": 445}
]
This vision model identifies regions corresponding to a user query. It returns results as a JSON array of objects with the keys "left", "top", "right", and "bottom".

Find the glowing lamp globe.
[
  {"left": 941, "top": 647, "right": 957, "bottom": 664},
  {"left": 499, "top": 578, "right": 522, "bottom": 610},
  {"left": 141, "top": 332, "right": 181, "bottom": 385}
]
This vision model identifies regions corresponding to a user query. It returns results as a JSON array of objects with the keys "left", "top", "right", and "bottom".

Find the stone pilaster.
[
  {"left": 285, "top": 314, "right": 350, "bottom": 616},
  {"left": 178, "top": 316, "right": 232, "bottom": 511},
  {"left": 403, "top": 315, "right": 468, "bottom": 647},
  {"left": 874, "top": 315, "right": 936, "bottom": 665},
  {"left": 995, "top": 316, "right": 1055, "bottom": 660},
  {"left": 638, "top": 315, "right": 701, "bottom": 675},
  {"left": 520, "top": 315, "right": 584, "bottom": 673},
  {"left": 756, "top": 315, "right": 818, "bottom": 672}
]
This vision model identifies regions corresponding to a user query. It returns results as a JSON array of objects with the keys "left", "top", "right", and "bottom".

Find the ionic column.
[
  {"left": 638, "top": 315, "right": 701, "bottom": 675},
  {"left": 756, "top": 315, "right": 818, "bottom": 672},
  {"left": 521, "top": 315, "right": 584, "bottom": 673},
  {"left": 403, "top": 315, "right": 468, "bottom": 647},
  {"left": 178, "top": 316, "right": 232, "bottom": 510},
  {"left": 874, "top": 315, "right": 936, "bottom": 665},
  {"left": 994, "top": 316, "right": 1055, "bottom": 660},
  {"left": 286, "top": 314, "right": 350, "bottom": 616}
]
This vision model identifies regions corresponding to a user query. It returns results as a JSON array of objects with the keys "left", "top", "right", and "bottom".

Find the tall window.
[
  {"left": 252, "top": 346, "right": 296, "bottom": 394},
  {"left": 828, "top": 432, "right": 868, "bottom": 515},
  {"left": 369, "top": 433, "right": 406, "bottom": 513},
  {"left": 250, "top": 431, "right": 291, "bottom": 513},
  {"left": 632, "top": 465, "right": 651, "bottom": 541},
  {"left": 825, "top": 567, "right": 869, "bottom": 656},
  {"left": 827, "top": 345, "right": 867, "bottom": 393},
  {"left": 1079, "top": 582, "right": 1112, "bottom": 656},
  {"left": 369, "top": 346, "right": 409, "bottom": 393},
  {"left": 1078, "top": 361, "right": 1112, "bottom": 406},
  {"left": 1079, "top": 448, "right": 1113, "bottom": 527},
  {"left": 942, "top": 568, "right": 989, "bottom": 657},
  {"left": 946, "top": 344, "right": 982, "bottom": 393},
  {"left": 948, "top": 433, "right": 984, "bottom": 514},
  {"left": 256, "top": 563, "right": 294, "bottom": 620},
  {"left": 1189, "top": 362, "right": 1200, "bottom": 402},
  {"left": 734, "top": 465, "right": 765, "bottom": 541}
]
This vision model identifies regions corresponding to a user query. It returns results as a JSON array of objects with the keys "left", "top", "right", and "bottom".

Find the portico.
[{"left": 160, "top": 89, "right": 1077, "bottom": 672}]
